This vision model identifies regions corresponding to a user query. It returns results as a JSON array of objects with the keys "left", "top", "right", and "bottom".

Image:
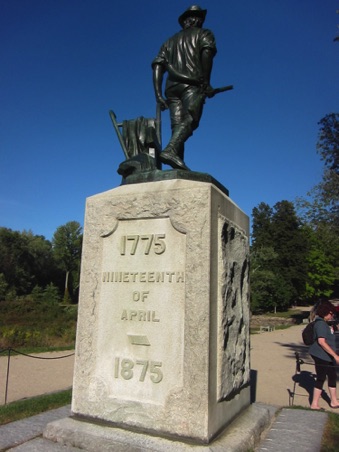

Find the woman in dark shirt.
[{"left": 309, "top": 300, "right": 339, "bottom": 410}]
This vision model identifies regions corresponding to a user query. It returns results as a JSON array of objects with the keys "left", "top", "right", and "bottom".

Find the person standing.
[
  {"left": 309, "top": 300, "right": 339, "bottom": 410},
  {"left": 152, "top": 5, "right": 217, "bottom": 171}
]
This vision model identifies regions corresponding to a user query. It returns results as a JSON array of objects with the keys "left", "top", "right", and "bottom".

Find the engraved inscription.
[
  {"left": 120, "top": 234, "right": 166, "bottom": 255},
  {"left": 102, "top": 271, "right": 185, "bottom": 283},
  {"left": 128, "top": 335, "right": 150, "bottom": 346},
  {"left": 95, "top": 218, "right": 185, "bottom": 404},
  {"left": 120, "top": 310, "right": 160, "bottom": 322},
  {"left": 114, "top": 358, "right": 163, "bottom": 383}
]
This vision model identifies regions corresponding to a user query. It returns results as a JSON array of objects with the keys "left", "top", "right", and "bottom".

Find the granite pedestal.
[{"left": 46, "top": 176, "right": 253, "bottom": 448}]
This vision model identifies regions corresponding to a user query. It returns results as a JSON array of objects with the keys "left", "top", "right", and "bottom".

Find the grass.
[
  {"left": 269, "top": 309, "right": 306, "bottom": 318},
  {"left": 274, "top": 324, "right": 293, "bottom": 330},
  {"left": 321, "top": 412, "right": 339, "bottom": 451},
  {"left": 0, "top": 389, "right": 72, "bottom": 425},
  {"left": 0, "top": 298, "right": 77, "bottom": 350},
  {"left": 258, "top": 308, "right": 310, "bottom": 322},
  {"left": 250, "top": 308, "right": 310, "bottom": 335}
]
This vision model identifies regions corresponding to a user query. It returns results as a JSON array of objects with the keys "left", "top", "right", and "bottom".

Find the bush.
[{"left": 0, "top": 288, "right": 76, "bottom": 348}]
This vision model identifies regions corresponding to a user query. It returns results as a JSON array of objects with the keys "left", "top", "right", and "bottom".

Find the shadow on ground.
[
  {"left": 273, "top": 334, "right": 339, "bottom": 408},
  {"left": 250, "top": 369, "right": 257, "bottom": 403}
]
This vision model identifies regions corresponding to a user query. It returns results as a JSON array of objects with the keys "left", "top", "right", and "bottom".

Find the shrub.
[{"left": 0, "top": 288, "right": 77, "bottom": 349}]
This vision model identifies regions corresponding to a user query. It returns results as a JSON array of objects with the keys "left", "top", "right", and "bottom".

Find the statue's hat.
[{"left": 178, "top": 5, "right": 207, "bottom": 27}]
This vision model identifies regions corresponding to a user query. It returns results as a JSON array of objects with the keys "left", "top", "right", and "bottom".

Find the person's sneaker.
[{"left": 160, "top": 150, "right": 190, "bottom": 171}]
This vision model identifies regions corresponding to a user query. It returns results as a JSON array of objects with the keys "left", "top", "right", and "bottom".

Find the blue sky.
[{"left": 1, "top": 1, "right": 338, "bottom": 240}]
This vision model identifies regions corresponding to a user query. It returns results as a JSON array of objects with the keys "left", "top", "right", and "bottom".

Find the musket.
[
  {"left": 188, "top": 83, "right": 234, "bottom": 123},
  {"left": 166, "top": 63, "right": 234, "bottom": 98},
  {"left": 205, "top": 85, "right": 233, "bottom": 98}
]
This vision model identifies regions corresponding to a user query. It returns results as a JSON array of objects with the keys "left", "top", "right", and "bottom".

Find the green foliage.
[
  {"left": 0, "top": 273, "right": 8, "bottom": 299},
  {"left": 0, "top": 227, "right": 63, "bottom": 298},
  {"left": 305, "top": 248, "right": 336, "bottom": 300},
  {"left": 0, "top": 291, "right": 77, "bottom": 348},
  {"left": 0, "top": 222, "right": 82, "bottom": 303},
  {"left": 0, "top": 227, "right": 33, "bottom": 294},
  {"left": 294, "top": 114, "right": 339, "bottom": 299},
  {"left": 0, "top": 389, "right": 72, "bottom": 425},
  {"left": 252, "top": 114, "right": 339, "bottom": 313},
  {"left": 0, "top": 223, "right": 80, "bottom": 348},
  {"left": 250, "top": 268, "right": 291, "bottom": 313},
  {"left": 52, "top": 221, "right": 82, "bottom": 273},
  {"left": 297, "top": 113, "right": 339, "bottom": 227},
  {"left": 250, "top": 201, "right": 309, "bottom": 313},
  {"left": 22, "top": 230, "right": 59, "bottom": 289},
  {"left": 62, "top": 288, "right": 72, "bottom": 305},
  {"left": 313, "top": 222, "right": 339, "bottom": 267},
  {"left": 251, "top": 203, "right": 274, "bottom": 249},
  {"left": 43, "top": 283, "right": 62, "bottom": 304},
  {"left": 250, "top": 246, "right": 280, "bottom": 313},
  {"left": 1, "top": 327, "right": 43, "bottom": 347},
  {"left": 321, "top": 412, "right": 339, "bottom": 452},
  {"left": 317, "top": 113, "right": 339, "bottom": 175},
  {"left": 52, "top": 221, "right": 82, "bottom": 302},
  {"left": 271, "top": 201, "right": 309, "bottom": 300}
]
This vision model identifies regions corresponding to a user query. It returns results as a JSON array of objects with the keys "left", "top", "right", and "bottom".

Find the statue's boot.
[
  {"left": 160, "top": 150, "right": 190, "bottom": 170},
  {"left": 160, "top": 124, "right": 191, "bottom": 171}
]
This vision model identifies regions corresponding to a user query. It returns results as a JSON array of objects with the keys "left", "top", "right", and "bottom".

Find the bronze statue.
[
  {"left": 152, "top": 5, "right": 218, "bottom": 171},
  {"left": 111, "top": 5, "right": 232, "bottom": 179}
]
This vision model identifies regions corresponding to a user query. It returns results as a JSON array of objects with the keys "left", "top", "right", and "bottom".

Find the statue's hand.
[
  {"left": 157, "top": 97, "right": 169, "bottom": 111},
  {"left": 203, "top": 84, "right": 216, "bottom": 98}
]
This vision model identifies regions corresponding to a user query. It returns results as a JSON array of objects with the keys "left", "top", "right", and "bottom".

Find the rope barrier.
[
  {"left": 9, "top": 349, "right": 74, "bottom": 360},
  {"left": 0, "top": 347, "right": 74, "bottom": 359},
  {"left": 0, "top": 347, "right": 74, "bottom": 405}
]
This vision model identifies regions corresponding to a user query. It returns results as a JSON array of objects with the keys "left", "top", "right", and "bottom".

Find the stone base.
[
  {"left": 72, "top": 178, "right": 251, "bottom": 442},
  {"left": 44, "top": 403, "right": 276, "bottom": 451}
]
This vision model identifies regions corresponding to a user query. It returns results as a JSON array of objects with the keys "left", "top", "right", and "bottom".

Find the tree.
[
  {"left": 251, "top": 203, "right": 274, "bottom": 249},
  {"left": 317, "top": 113, "right": 339, "bottom": 174},
  {"left": 295, "top": 113, "right": 339, "bottom": 297},
  {"left": 271, "top": 201, "right": 309, "bottom": 303},
  {"left": 250, "top": 268, "right": 291, "bottom": 314},
  {"left": 301, "top": 224, "right": 339, "bottom": 300},
  {"left": 316, "top": 113, "right": 339, "bottom": 224},
  {"left": 305, "top": 248, "right": 336, "bottom": 300},
  {"left": 0, "top": 227, "right": 33, "bottom": 295},
  {"left": 0, "top": 273, "right": 8, "bottom": 300},
  {"left": 22, "top": 230, "right": 58, "bottom": 289},
  {"left": 52, "top": 221, "right": 82, "bottom": 303},
  {"left": 335, "top": 9, "right": 339, "bottom": 42},
  {"left": 0, "top": 227, "right": 59, "bottom": 297},
  {"left": 250, "top": 201, "right": 309, "bottom": 312},
  {"left": 250, "top": 246, "right": 291, "bottom": 313},
  {"left": 297, "top": 114, "right": 339, "bottom": 224}
]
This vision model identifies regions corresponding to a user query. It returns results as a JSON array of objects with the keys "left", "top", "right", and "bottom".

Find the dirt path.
[
  {"left": 1, "top": 323, "right": 339, "bottom": 412},
  {"left": 251, "top": 322, "right": 339, "bottom": 412},
  {"left": 0, "top": 350, "right": 74, "bottom": 405},
  {"left": 251, "top": 323, "right": 309, "bottom": 407}
]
